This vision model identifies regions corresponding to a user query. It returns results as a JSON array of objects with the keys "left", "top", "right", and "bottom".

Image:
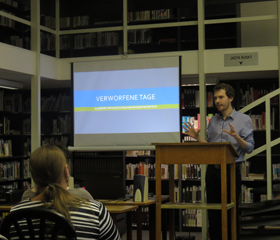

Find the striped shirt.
[{"left": 10, "top": 199, "right": 121, "bottom": 240}]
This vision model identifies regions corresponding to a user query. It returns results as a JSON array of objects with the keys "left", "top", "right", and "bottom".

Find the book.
[{"left": 248, "top": 173, "right": 265, "bottom": 180}]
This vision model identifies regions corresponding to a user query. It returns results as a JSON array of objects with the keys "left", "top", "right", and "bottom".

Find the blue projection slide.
[
  {"left": 74, "top": 87, "right": 178, "bottom": 109},
  {"left": 74, "top": 67, "right": 179, "bottom": 135}
]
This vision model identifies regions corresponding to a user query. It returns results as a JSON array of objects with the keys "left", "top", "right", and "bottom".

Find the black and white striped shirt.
[{"left": 10, "top": 200, "right": 121, "bottom": 240}]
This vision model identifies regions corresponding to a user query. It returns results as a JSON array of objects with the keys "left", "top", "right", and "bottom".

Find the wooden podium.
[{"left": 153, "top": 142, "right": 238, "bottom": 240}]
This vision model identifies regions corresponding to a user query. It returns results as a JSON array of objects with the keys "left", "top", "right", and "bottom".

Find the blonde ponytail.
[{"left": 30, "top": 145, "right": 84, "bottom": 220}]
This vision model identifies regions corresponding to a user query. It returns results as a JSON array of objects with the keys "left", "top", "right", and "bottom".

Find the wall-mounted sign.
[{"left": 224, "top": 52, "right": 258, "bottom": 67}]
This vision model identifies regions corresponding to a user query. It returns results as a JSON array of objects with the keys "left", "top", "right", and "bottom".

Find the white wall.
[
  {"left": 0, "top": 43, "right": 35, "bottom": 75},
  {"left": 241, "top": 1, "right": 278, "bottom": 47},
  {"left": 0, "top": 44, "right": 278, "bottom": 83},
  {"left": 205, "top": 46, "right": 278, "bottom": 74}
]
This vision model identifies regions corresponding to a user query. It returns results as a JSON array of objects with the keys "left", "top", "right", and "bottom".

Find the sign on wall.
[{"left": 224, "top": 52, "right": 258, "bottom": 67}]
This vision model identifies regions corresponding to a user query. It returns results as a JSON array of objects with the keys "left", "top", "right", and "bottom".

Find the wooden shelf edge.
[{"left": 161, "top": 202, "right": 235, "bottom": 210}]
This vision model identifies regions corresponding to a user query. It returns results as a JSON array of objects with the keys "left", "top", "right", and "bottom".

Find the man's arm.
[{"left": 222, "top": 123, "right": 248, "bottom": 150}]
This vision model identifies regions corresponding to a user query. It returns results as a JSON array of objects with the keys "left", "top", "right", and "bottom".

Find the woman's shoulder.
[
  {"left": 80, "top": 199, "right": 103, "bottom": 208},
  {"left": 68, "top": 187, "right": 94, "bottom": 200},
  {"left": 76, "top": 199, "right": 109, "bottom": 214},
  {"left": 11, "top": 200, "right": 44, "bottom": 212}
]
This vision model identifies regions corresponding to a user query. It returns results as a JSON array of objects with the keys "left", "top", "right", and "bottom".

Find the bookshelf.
[
  {"left": 124, "top": 149, "right": 204, "bottom": 232},
  {"left": 125, "top": 150, "right": 156, "bottom": 197},
  {"left": 21, "top": 88, "right": 72, "bottom": 148},
  {"left": 40, "top": 89, "right": 71, "bottom": 147},
  {"left": 126, "top": 1, "right": 238, "bottom": 54},
  {"left": 58, "top": 0, "right": 123, "bottom": 58},
  {"left": 54, "top": 0, "right": 238, "bottom": 57},
  {"left": 0, "top": 0, "right": 30, "bottom": 49},
  {"left": 0, "top": 89, "right": 31, "bottom": 191},
  {"left": 0, "top": 87, "right": 71, "bottom": 193},
  {"left": 239, "top": 199, "right": 280, "bottom": 239}
]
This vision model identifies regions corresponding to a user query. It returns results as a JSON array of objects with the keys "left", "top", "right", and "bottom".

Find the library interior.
[{"left": 0, "top": 0, "right": 280, "bottom": 240}]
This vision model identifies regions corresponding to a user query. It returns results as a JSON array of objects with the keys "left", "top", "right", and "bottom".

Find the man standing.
[{"left": 183, "top": 83, "right": 255, "bottom": 240}]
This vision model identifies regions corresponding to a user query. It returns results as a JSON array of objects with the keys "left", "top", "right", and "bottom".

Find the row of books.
[
  {"left": 41, "top": 136, "right": 69, "bottom": 148},
  {"left": 126, "top": 162, "right": 155, "bottom": 180},
  {"left": 127, "top": 9, "right": 174, "bottom": 22},
  {"left": 181, "top": 88, "right": 214, "bottom": 109},
  {"left": 241, "top": 161, "right": 250, "bottom": 180},
  {"left": 131, "top": 207, "right": 150, "bottom": 227},
  {"left": 182, "top": 209, "right": 202, "bottom": 227},
  {"left": 272, "top": 163, "right": 280, "bottom": 180},
  {"left": 23, "top": 158, "right": 30, "bottom": 179},
  {"left": 23, "top": 97, "right": 31, "bottom": 112},
  {"left": 60, "top": 35, "right": 72, "bottom": 50},
  {"left": 41, "top": 31, "right": 55, "bottom": 52},
  {"left": 41, "top": 93, "right": 70, "bottom": 112},
  {"left": 181, "top": 164, "right": 201, "bottom": 180},
  {"left": 250, "top": 110, "right": 276, "bottom": 130},
  {"left": 60, "top": 16, "right": 90, "bottom": 29},
  {"left": 0, "top": 161, "right": 20, "bottom": 180},
  {"left": 126, "top": 184, "right": 134, "bottom": 196},
  {"left": 23, "top": 138, "right": 31, "bottom": 157},
  {"left": 0, "top": 179, "right": 30, "bottom": 192},
  {"left": 41, "top": 14, "right": 55, "bottom": 29},
  {"left": 247, "top": 173, "right": 265, "bottom": 181},
  {"left": 126, "top": 162, "right": 202, "bottom": 180},
  {"left": 73, "top": 157, "right": 124, "bottom": 178},
  {"left": 174, "top": 185, "right": 202, "bottom": 203},
  {"left": 0, "top": 12, "right": 15, "bottom": 28},
  {"left": 60, "top": 32, "right": 119, "bottom": 50},
  {"left": 128, "top": 29, "right": 152, "bottom": 44},
  {"left": 125, "top": 150, "right": 153, "bottom": 157},
  {"left": 239, "top": 87, "right": 278, "bottom": 107},
  {"left": 0, "top": 181, "right": 18, "bottom": 189},
  {"left": 0, "top": 0, "right": 18, "bottom": 7},
  {"left": 73, "top": 33, "right": 97, "bottom": 49},
  {"left": 0, "top": 139, "right": 12, "bottom": 157},
  {"left": 23, "top": 118, "right": 30, "bottom": 134},
  {"left": 250, "top": 113, "right": 266, "bottom": 130},
  {"left": 0, "top": 117, "right": 21, "bottom": 135},
  {"left": 9, "top": 35, "right": 29, "bottom": 49},
  {"left": 0, "top": 117, "right": 9, "bottom": 135},
  {"left": 24, "top": 117, "right": 70, "bottom": 136},
  {"left": 241, "top": 185, "right": 254, "bottom": 203},
  {"left": 0, "top": 91, "right": 22, "bottom": 112},
  {"left": 241, "top": 161, "right": 266, "bottom": 180},
  {"left": 52, "top": 115, "right": 71, "bottom": 134},
  {"left": 41, "top": 115, "right": 71, "bottom": 135},
  {"left": 121, "top": 207, "right": 200, "bottom": 228}
]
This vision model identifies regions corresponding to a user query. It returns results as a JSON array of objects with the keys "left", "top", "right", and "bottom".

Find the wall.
[
  {"left": 241, "top": 1, "right": 278, "bottom": 47},
  {"left": 0, "top": 44, "right": 278, "bottom": 84}
]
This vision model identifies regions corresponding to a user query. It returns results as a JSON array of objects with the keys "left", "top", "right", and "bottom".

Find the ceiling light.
[{"left": 0, "top": 79, "right": 24, "bottom": 90}]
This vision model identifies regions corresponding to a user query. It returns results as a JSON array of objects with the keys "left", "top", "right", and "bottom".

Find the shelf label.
[{"left": 224, "top": 52, "right": 258, "bottom": 67}]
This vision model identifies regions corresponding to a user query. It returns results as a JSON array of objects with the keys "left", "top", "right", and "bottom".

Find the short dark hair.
[{"left": 214, "top": 83, "right": 235, "bottom": 99}]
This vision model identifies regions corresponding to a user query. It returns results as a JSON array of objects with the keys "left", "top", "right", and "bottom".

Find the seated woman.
[
  {"left": 11, "top": 144, "right": 121, "bottom": 240},
  {"left": 21, "top": 145, "right": 94, "bottom": 201}
]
